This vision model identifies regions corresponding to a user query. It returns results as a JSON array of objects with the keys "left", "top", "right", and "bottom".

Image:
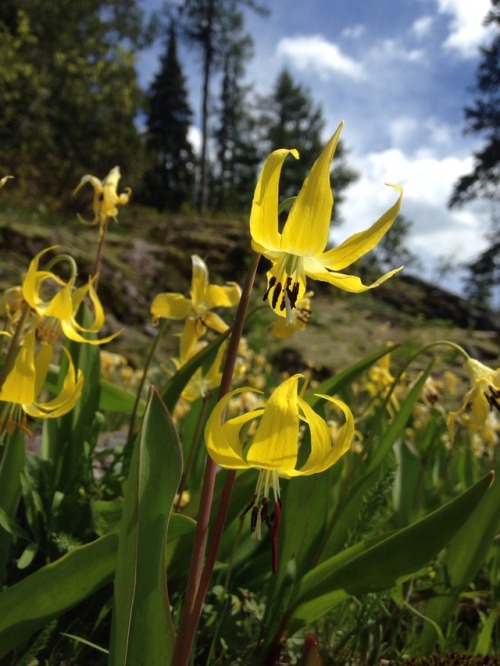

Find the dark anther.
[
  {"left": 250, "top": 505, "right": 259, "bottom": 533},
  {"left": 261, "top": 497, "right": 272, "bottom": 529},
  {"left": 271, "top": 282, "right": 282, "bottom": 309},
  {"left": 485, "top": 388, "right": 500, "bottom": 412},
  {"left": 242, "top": 494, "right": 257, "bottom": 517},
  {"left": 279, "top": 295, "right": 286, "bottom": 311},
  {"left": 263, "top": 276, "right": 277, "bottom": 302}
]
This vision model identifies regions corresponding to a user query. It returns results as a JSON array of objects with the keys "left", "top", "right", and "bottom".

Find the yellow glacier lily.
[
  {"left": 205, "top": 373, "right": 353, "bottom": 569},
  {"left": 151, "top": 254, "right": 241, "bottom": 357},
  {"left": 250, "top": 122, "right": 403, "bottom": 322},
  {"left": 22, "top": 247, "right": 118, "bottom": 345},
  {"left": 0, "top": 329, "right": 83, "bottom": 432},
  {"left": 448, "top": 358, "right": 500, "bottom": 441},
  {"left": 73, "top": 166, "right": 131, "bottom": 234}
]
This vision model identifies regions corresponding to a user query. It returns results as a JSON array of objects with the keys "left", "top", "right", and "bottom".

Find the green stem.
[
  {"left": 172, "top": 252, "right": 260, "bottom": 666},
  {"left": 174, "top": 392, "right": 211, "bottom": 511},
  {"left": 91, "top": 220, "right": 109, "bottom": 291},
  {"left": 126, "top": 319, "right": 168, "bottom": 447}
]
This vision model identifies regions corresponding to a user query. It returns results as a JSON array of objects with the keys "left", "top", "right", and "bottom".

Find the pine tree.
[
  {"left": 212, "top": 10, "right": 260, "bottom": 211},
  {"left": 258, "top": 69, "right": 358, "bottom": 221},
  {"left": 449, "top": 0, "right": 499, "bottom": 305},
  {"left": 174, "top": 0, "right": 268, "bottom": 212},
  {"left": 449, "top": 0, "right": 500, "bottom": 207},
  {"left": 0, "top": 0, "right": 145, "bottom": 202},
  {"left": 142, "top": 22, "right": 195, "bottom": 211}
]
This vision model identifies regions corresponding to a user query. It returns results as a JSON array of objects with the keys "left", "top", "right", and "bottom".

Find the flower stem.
[
  {"left": 127, "top": 318, "right": 168, "bottom": 447},
  {"left": 172, "top": 252, "right": 260, "bottom": 666}
]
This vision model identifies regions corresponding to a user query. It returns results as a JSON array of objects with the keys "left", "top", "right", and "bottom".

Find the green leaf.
[
  {"left": 109, "top": 387, "right": 183, "bottom": 666},
  {"left": 0, "top": 430, "right": 25, "bottom": 584},
  {"left": 99, "top": 378, "right": 143, "bottom": 413},
  {"left": 290, "top": 471, "right": 494, "bottom": 626},
  {"left": 0, "top": 533, "right": 118, "bottom": 659},
  {"left": 415, "top": 465, "right": 500, "bottom": 655},
  {"left": 305, "top": 344, "right": 399, "bottom": 409}
]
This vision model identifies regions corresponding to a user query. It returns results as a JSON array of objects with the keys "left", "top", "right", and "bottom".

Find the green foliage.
[
  {"left": 140, "top": 22, "right": 195, "bottom": 211},
  {"left": 0, "top": 0, "right": 145, "bottom": 201},
  {"left": 258, "top": 68, "right": 359, "bottom": 218}
]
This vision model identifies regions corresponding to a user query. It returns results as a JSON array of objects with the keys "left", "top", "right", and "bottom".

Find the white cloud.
[
  {"left": 436, "top": 0, "right": 493, "bottom": 58},
  {"left": 387, "top": 116, "right": 453, "bottom": 151},
  {"left": 276, "top": 35, "right": 366, "bottom": 81},
  {"left": 333, "top": 148, "right": 488, "bottom": 286},
  {"left": 341, "top": 24, "right": 366, "bottom": 40},
  {"left": 370, "top": 38, "right": 425, "bottom": 63},
  {"left": 411, "top": 15, "right": 435, "bottom": 38}
]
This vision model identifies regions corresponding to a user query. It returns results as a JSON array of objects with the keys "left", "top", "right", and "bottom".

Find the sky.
[{"left": 138, "top": 0, "right": 497, "bottom": 296}]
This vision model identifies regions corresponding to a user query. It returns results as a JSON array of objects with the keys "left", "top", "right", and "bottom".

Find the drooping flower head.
[
  {"left": 73, "top": 166, "right": 131, "bottom": 234},
  {"left": 0, "top": 328, "right": 83, "bottom": 436},
  {"left": 205, "top": 374, "right": 354, "bottom": 570},
  {"left": 151, "top": 254, "right": 241, "bottom": 358},
  {"left": 250, "top": 122, "right": 403, "bottom": 323},
  {"left": 22, "top": 246, "right": 118, "bottom": 345},
  {"left": 448, "top": 357, "right": 500, "bottom": 444}
]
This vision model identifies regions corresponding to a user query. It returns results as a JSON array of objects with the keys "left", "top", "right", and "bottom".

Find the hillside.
[{"left": 0, "top": 203, "right": 498, "bottom": 373}]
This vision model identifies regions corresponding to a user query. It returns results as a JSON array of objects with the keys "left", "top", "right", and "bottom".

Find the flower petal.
[
  {"left": 0, "top": 329, "right": 36, "bottom": 405},
  {"left": 305, "top": 260, "right": 403, "bottom": 293},
  {"left": 151, "top": 293, "right": 192, "bottom": 320},
  {"left": 288, "top": 395, "right": 354, "bottom": 476},
  {"left": 246, "top": 374, "right": 301, "bottom": 472},
  {"left": 205, "top": 387, "right": 261, "bottom": 469},
  {"left": 320, "top": 184, "right": 403, "bottom": 270},
  {"left": 190, "top": 255, "right": 209, "bottom": 306},
  {"left": 250, "top": 148, "right": 299, "bottom": 253},
  {"left": 282, "top": 122, "right": 343, "bottom": 256},
  {"left": 205, "top": 283, "right": 241, "bottom": 309}
]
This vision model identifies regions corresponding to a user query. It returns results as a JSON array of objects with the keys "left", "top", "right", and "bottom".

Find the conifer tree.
[
  {"left": 174, "top": 0, "right": 268, "bottom": 212},
  {"left": 449, "top": 0, "right": 499, "bottom": 304},
  {"left": 258, "top": 68, "right": 358, "bottom": 221},
  {"left": 213, "top": 11, "right": 260, "bottom": 211},
  {"left": 0, "top": 0, "right": 145, "bottom": 201},
  {"left": 142, "top": 22, "right": 195, "bottom": 211}
]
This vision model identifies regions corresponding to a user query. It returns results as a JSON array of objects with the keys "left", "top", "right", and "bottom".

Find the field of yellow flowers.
[{"left": 0, "top": 129, "right": 498, "bottom": 665}]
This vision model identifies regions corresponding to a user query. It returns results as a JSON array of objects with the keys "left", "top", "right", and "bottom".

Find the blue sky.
[{"left": 138, "top": 0, "right": 496, "bottom": 295}]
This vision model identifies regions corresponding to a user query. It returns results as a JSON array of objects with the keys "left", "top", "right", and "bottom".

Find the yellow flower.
[
  {"left": 22, "top": 247, "right": 118, "bottom": 345},
  {"left": 271, "top": 291, "right": 313, "bottom": 339},
  {"left": 73, "top": 166, "right": 131, "bottom": 234},
  {"left": 250, "top": 122, "right": 403, "bottom": 322},
  {"left": 447, "top": 358, "right": 500, "bottom": 441},
  {"left": 205, "top": 374, "right": 353, "bottom": 552},
  {"left": 151, "top": 255, "right": 241, "bottom": 357},
  {"left": 0, "top": 328, "right": 83, "bottom": 431}
]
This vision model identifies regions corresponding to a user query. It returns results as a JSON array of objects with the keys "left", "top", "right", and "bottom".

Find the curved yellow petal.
[
  {"left": 205, "top": 387, "right": 260, "bottom": 469},
  {"left": 289, "top": 395, "right": 354, "bottom": 476},
  {"left": 205, "top": 283, "right": 241, "bottom": 309},
  {"left": 282, "top": 122, "right": 343, "bottom": 256},
  {"left": 304, "top": 260, "right": 403, "bottom": 293},
  {"left": 0, "top": 329, "right": 36, "bottom": 405},
  {"left": 190, "top": 255, "right": 209, "bottom": 306},
  {"left": 246, "top": 374, "right": 301, "bottom": 473},
  {"left": 203, "top": 310, "right": 229, "bottom": 334},
  {"left": 33, "top": 341, "right": 53, "bottom": 396},
  {"left": 25, "top": 348, "right": 83, "bottom": 418},
  {"left": 250, "top": 148, "right": 299, "bottom": 253},
  {"left": 151, "top": 293, "right": 192, "bottom": 320},
  {"left": 320, "top": 184, "right": 403, "bottom": 271}
]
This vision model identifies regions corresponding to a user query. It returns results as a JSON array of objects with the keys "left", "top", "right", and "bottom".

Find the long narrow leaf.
[
  {"left": 0, "top": 533, "right": 118, "bottom": 658},
  {"left": 290, "top": 471, "right": 494, "bottom": 626},
  {"left": 109, "top": 387, "right": 183, "bottom": 666}
]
